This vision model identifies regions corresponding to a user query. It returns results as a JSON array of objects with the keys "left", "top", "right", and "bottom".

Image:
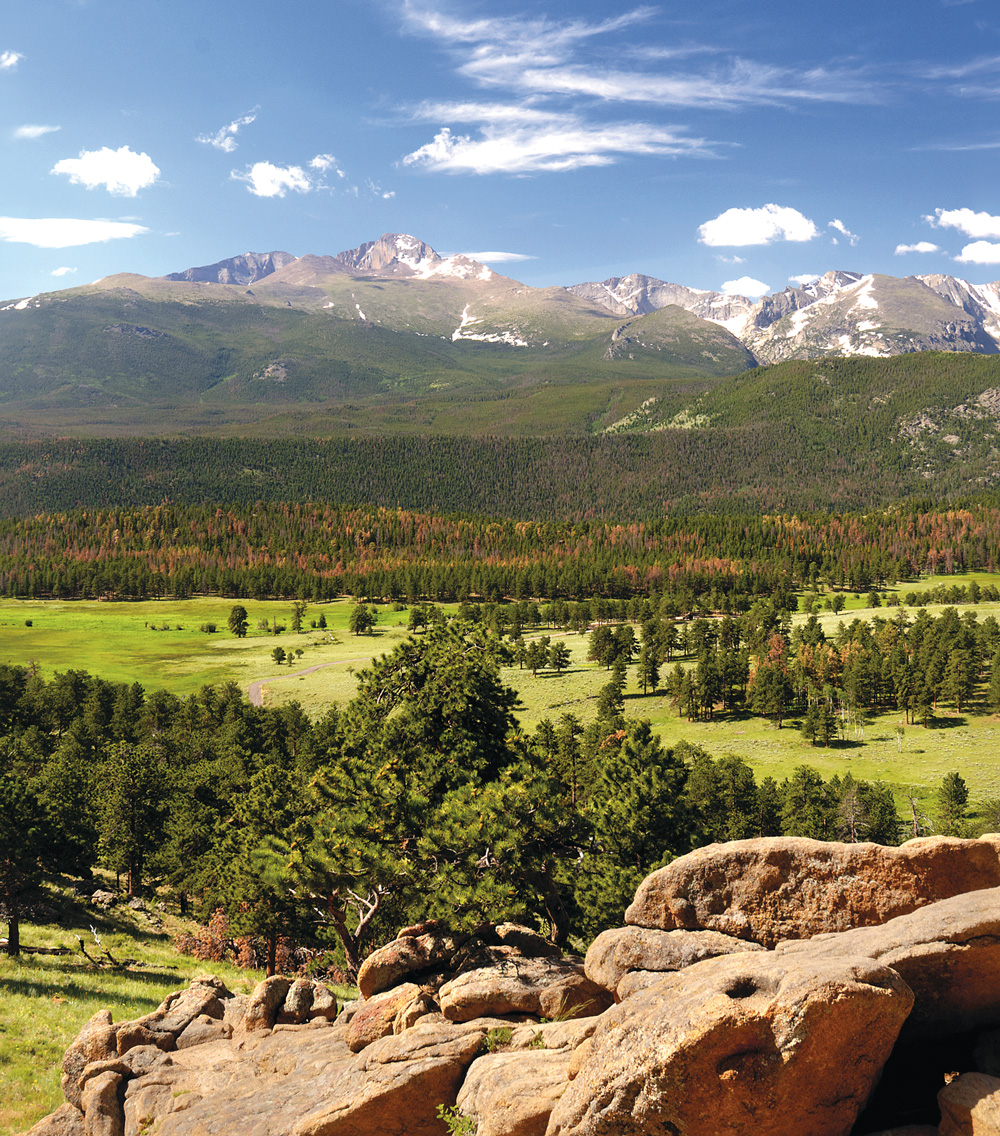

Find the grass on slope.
[{"left": 0, "top": 893, "right": 265, "bottom": 1136}]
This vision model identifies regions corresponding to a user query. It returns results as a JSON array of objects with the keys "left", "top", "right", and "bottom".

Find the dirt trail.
[{"left": 248, "top": 656, "right": 373, "bottom": 707}]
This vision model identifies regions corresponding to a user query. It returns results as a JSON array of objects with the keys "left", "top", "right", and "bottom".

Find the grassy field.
[
  {"left": 0, "top": 890, "right": 267, "bottom": 1136},
  {"left": 0, "top": 597, "right": 412, "bottom": 698},
  {"left": 4, "top": 582, "right": 1000, "bottom": 812}
]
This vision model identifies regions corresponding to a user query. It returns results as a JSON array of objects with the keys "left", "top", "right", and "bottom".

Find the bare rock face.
[
  {"left": 292, "top": 1026, "right": 487, "bottom": 1136},
  {"left": 243, "top": 974, "right": 292, "bottom": 1032},
  {"left": 60, "top": 1010, "right": 119, "bottom": 1110},
  {"left": 777, "top": 885, "right": 1000, "bottom": 1039},
  {"left": 438, "top": 958, "right": 613, "bottom": 1024},
  {"left": 346, "top": 982, "right": 423, "bottom": 1051},
  {"left": 545, "top": 951, "right": 914, "bottom": 1136},
  {"left": 357, "top": 928, "right": 459, "bottom": 999},
  {"left": 626, "top": 834, "right": 1000, "bottom": 947},
  {"left": 938, "top": 1071, "right": 1000, "bottom": 1135},
  {"left": 457, "top": 1050, "right": 575, "bottom": 1136},
  {"left": 585, "top": 925, "right": 765, "bottom": 999}
]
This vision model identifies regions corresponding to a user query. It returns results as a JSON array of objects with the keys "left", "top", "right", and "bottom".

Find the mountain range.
[{"left": 1, "top": 232, "right": 1000, "bottom": 437}]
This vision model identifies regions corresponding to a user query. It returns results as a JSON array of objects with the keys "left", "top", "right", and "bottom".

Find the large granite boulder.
[
  {"left": 938, "top": 1071, "right": 1000, "bottom": 1135},
  {"left": 626, "top": 834, "right": 1000, "bottom": 947},
  {"left": 545, "top": 950, "right": 914, "bottom": 1136},
  {"left": 438, "top": 957, "right": 612, "bottom": 1023},
  {"left": 585, "top": 925, "right": 764, "bottom": 999},
  {"left": 457, "top": 1050, "right": 574, "bottom": 1136},
  {"left": 778, "top": 885, "right": 1000, "bottom": 1039}
]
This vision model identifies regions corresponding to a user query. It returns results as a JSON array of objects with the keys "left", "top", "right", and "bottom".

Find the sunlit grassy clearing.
[
  {"left": 0, "top": 597, "right": 411, "bottom": 697},
  {"left": 0, "top": 908, "right": 266, "bottom": 1136}
]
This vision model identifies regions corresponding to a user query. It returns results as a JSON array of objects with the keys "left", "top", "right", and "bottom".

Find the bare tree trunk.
[{"left": 5, "top": 911, "right": 19, "bottom": 957}]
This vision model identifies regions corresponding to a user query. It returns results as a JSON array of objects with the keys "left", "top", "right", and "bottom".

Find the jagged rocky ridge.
[
  {"left": 28, "top": 832, "right": 1000, "bottom": 1136},
  {"left": 571, "top": 269, "right": 1000, "bottom": 363},
  {"left": 170, "top": 237, "right": 1000, "bottom": 363}
]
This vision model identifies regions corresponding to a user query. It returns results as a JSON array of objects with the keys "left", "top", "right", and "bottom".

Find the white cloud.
[
  {"left": 51, "top": 266, "right": 77, "bottom": 277},
  {"left": 52, "top": 146, "right": 160, "bottom": 196},
  {"left": 722, "top": 276, "right": 771, "bottom": 297},
  {"left": 401, "top": 5, "right": 877, "bottom": 109},
  {"left": 789, "top": 274, "right": 821, "bottom": 286},
  {"left": 231, "top": 161, "right": 312, "bottom": 197},
  {"left": 402, "top": 118, "right": 709, "bottom": 174},
  {"left": 196, "top": 108, "right": 258, "bottom": 153},
  {"left": 927, "top": 207, "right": 1000, "bottom": 239},
  {"left": 698, "top": 204, "right": 818, "bottom": 246},
  {"left": 382, "top": 190, "right": 396, "bottom": 199},
  {"left": 956, "top": 240, "right": 1000, "bottom": 264},
  {"left": 0, "top": 217, "right": 148, "bottom": 248},
  {"left": 828, "top": 219, "right": 859, "bottom": 246},
  {"left": 0, "top": 50, "right": 23, "bottom": 71},
  {"left": 310, "top": 153, "right": 344, "bottom": 175},
  {"left": 895, "top": 241, "right": 940, "bottom": 255},
  {"left": 14, "top": 124, "right": 60, "bottom": 140},
  {"left": 458, "top": 250, "right": 537, "bottom": 262},
  {"left": 716, "top": 254, "right": 745, "bottom": 265}
]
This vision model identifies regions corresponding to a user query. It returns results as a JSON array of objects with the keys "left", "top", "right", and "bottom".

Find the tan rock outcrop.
[
  {"left": 291, "top": 1026, "right": 489, "bottom": 1136},
  {"left": 545, "top": 950, "right": 914, "bottom": 1136},
  {"left": 78, "top": 1069, "right": 124, "bottom": 1136},
  {"left": 777, "top": 885, "right": 1000, "bottom": 1039},
  {"left": 242, "top": 974, "right": 292, "bottom": 1032},
  {"left": 346, "top": 982, "right": 422, "bottom": 1051},
  {"left": 457, "top": 1050, "right": 574, "bottom": 1136},
  {"left": 61, "top": 1010, "right": 119, "bottom": 1110},
  {"left": 584, "top": 925, "right": 764, "bottom": 998},
  {"left": 438, "top": 958, "right": 612, "bottom": 1023},
  {"left": 356, "top": 929, "right": 459, "bottom": 999},
  {"left": 626, "top": 834, "right": 1000, "bottom": 947},
  {"left": 939, "top": 1071, "right": 1000, "bottom": 1135}
]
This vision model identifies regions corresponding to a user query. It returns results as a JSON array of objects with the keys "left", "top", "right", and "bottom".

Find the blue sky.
[{"left": 2, "top": 0, "right": 1000, "bottom": 301}]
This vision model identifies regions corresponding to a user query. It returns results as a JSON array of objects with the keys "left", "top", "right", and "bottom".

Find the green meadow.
[{"left": 4, "top": 581, "right": 1000, "bottom": 815}]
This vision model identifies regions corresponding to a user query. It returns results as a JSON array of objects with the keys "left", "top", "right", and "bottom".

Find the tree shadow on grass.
[{"left": 922, "top": 714, "right": 968, "bottom": 729}]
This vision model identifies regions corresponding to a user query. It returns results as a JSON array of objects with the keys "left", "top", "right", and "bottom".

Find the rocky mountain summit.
[
  {"left": 572, "top": 269, "right": 1000, "bottom": 363},
  {"left": 27, "top": 832, "right": 1000, "bottom": 1136}
]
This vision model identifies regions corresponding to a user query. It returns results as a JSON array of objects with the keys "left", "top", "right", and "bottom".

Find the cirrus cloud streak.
[{"left": 403, "top": 114, "right": 711, "bottom": 174}]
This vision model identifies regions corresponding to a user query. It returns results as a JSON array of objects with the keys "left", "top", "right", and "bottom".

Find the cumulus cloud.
[
  {"left": 716, "top": 254, "right": 745, "bottom": 265},
  {"left": 926, "top": 207, "right": 1000, "bottom": 239},
  {"left": 402, "top": 118, "right": 709, "bottom": 174},
  {"left": 722, "top": 276, "right": 771, "bottom": 297},
  {"left": 789, "top": 273, "right": 821, "bottom": 286},
  {"left": 0, "top": 50, "right": 23, "bottom": 70},
  {"left": 231, "top": 161, "right": 312, "bottom": 197},
  {"left": 50, "top": 266, "right": 77, "bottom": 277},
  {"left": 956, "top": 241, "right": 1000, "bottom": 264},
  {"left": 310, "top": 153, "right": 345, "bottom": 175},
  {"left": 14, "top": 124, "right": 60, "bottom": 140},
  {"left": 52, "top": 146, "right": 160, "bottom": 196},
  {"left": 196, "top": 108, "right": 258, "bottom": 153},
  {"left": 895, "top": 241, "right": 940, "bottom": 255},
  {"left": 828, "top": 219, "right": 859, "bottom": 246},
  {"left": 698, "top": 204, "right": 818, "bottom": 246},
  {"left": 0, "top": 217, "right": 148, "bottom": 248}
]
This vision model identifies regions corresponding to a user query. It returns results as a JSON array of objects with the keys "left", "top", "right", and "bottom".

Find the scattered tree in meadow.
[{"left": 228, "top": 604, "right": 248, "bottom": 638}]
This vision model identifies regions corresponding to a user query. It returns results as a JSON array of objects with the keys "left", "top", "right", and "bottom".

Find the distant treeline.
[
  {"left": 2, "top": 498, "right": 1000, "bottom": 602},
  {"left": 0, "top": 432, "right": 941, "bottom": 521}
]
